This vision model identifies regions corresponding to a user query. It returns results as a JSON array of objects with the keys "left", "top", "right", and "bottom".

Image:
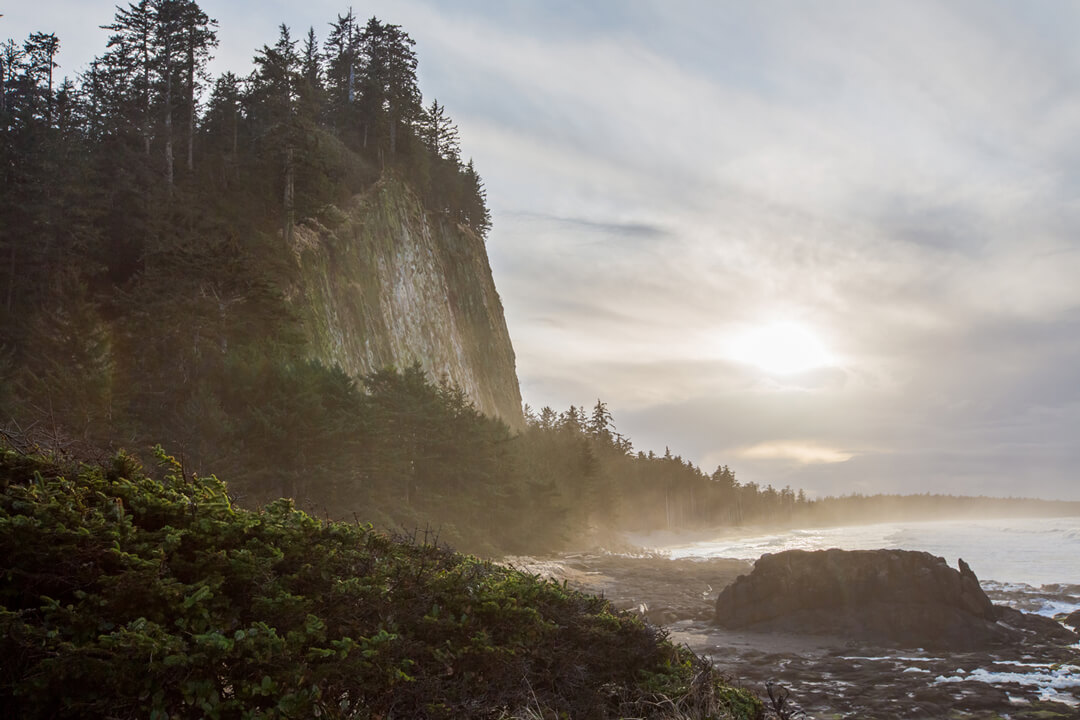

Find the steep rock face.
[
  {"left": 714, "top": 549, "right": 1009, "bottom": 650},
  {"left": 287, "top": 176, "right": 523, "bottom": 429}
]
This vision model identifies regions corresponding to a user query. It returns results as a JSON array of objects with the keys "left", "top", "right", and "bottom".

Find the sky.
[{"left": 6, "top": 1, "right": 1080, "bottom": 501}]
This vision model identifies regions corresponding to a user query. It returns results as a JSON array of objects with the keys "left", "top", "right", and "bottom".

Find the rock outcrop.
[
  {"left": 288, "top": 176, "right": 523, "bottom": 428},
  {"left": 715, "top": 549, "right": 1012, "bottom": 650}
]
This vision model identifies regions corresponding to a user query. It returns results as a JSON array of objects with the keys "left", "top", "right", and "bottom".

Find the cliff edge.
[{"left": 288, "top": 176, "right": 523, "bottom": 429}]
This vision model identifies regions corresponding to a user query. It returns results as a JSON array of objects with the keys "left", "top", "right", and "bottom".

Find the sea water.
[
  {"left": 650, "top": 515, "right": 1080, "bottom": 587},
  {"left": 637, "top": 516, "right": 1080, "bottom": 707}
]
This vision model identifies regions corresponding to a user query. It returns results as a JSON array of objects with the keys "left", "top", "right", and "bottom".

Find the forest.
[
  {"left": 3, "top": 3, "right": 1077, "bottom": 557},
  {"left": 0, "top": 1, "right": 804, "bottom": 554}
]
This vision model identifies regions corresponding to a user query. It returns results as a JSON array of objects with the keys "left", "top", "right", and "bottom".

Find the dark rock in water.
[
  {"left": 1064, "top": 608, "right": 1080, "bottom": 630},
  {"left": 996, "top": 606, "right": 1079, "bottom": 643},
  {"left": 714, "top": 548, "right": 1014, "bottom": 650}
]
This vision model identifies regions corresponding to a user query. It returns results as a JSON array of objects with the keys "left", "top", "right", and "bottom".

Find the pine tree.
[
  {"left": 176, "top": 0, "right": 217, "bottom": 173},
  {"left": 298, "top": 27, "right": 323, "bottom": 122},
  {"left": 1, "top": 39, "right": 26, "bottom": 129},
  {"left": 101, "top": 1, "right": 155, "bottom": 155},
  {"left": 357, "top": 18, "right": 421, "bottom": 157},
  {"left": 420, "top": 99, "right": 459, "bottom": 161},
  {"left": 324, "top": 8, "right": 359, "bottom": 131},
  {"left": 23, "top": 32, "right": 60, "bottom": 126},
  {"left": 461, "top": 159, "right": 492, "bottom": 238},
  {"left": 250, "top": 24, "right": 301, "bottom": 243}
]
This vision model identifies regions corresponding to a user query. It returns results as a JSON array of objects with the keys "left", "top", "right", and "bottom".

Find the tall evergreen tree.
[
  {"left": 101, "top": 1, "right": 155, "bottom": 155},
  {"left": 357, "top": 18, "right": 420, "bottom": 156},
  {"left": 324, "top": 8, "right": 359, "bottom": 129},
  {"left": 22, "top": 32, "right": 60, "bottom": 126},
  {"left": 420, "top": 99, "right": 459, "bottom": 162},
  {"left": 298, "top": 27, "right": 324, "bottom": 122},
  {"left": 250, "top": 24, "right": 301, "bottom": 242},
  {"left": 176, "top": 0, "right": 217, "bottom": 173},
  {"left": 461, "top": 159, "right": 492, "bottom": 237}
]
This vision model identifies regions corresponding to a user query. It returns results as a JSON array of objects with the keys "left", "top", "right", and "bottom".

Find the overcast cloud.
[{"left": 7, "top": 1, "right": 1080, "bottom": 499}]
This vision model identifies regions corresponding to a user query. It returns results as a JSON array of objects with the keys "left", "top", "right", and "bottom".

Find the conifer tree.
[
  {"left": 23, "top": 32, "right": 60, "bottom": 126},
  {"left": 462, "top": 159, "right": 492, "bottom": 237},
  {"left": 0, "top": 39, "right": 23, "bottom": 125},
  {"left": 250, "top": 24, "right": 301, "bottom": 242},
  {"left": 421, "top": 99, "right": 460, "bottom": 162},
  {"left": 101, "top": 1, "right": 155, "bottom": 155},
  {"left": 324, "top": 8, "right": 359, "bottom": 130},
  {"left": 176, "top": 0, "right": 217, "bottom": 173},
  {"left": 357, "top": 18, "right": 420, "bottom": 156},
  {"left": 298, "top": 26, "right": 323, "bottom": 122}
]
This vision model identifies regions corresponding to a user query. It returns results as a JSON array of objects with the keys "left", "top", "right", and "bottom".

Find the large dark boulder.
[{"left": 714, "top": 549, "right": 1011, "bottom": 650}]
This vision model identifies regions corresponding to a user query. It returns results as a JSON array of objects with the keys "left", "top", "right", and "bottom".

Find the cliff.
[{"left": 287, "top": 176, "right": 523, "bottom": 429}]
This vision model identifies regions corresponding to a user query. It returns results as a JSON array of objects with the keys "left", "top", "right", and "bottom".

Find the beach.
[{"left": 510, "top": 517, "right": 1080, "bottom": 719}]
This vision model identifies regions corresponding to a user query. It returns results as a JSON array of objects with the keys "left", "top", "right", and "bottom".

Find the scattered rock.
[
  {"left": 514, "top": 549, "right": 1080, "bottom": 719},
  {"left": 509, "top": 553, "right": 750, "bottom": 622},
  {"left": 996, "top": 606, "right": 1079, "bottom": 643},
  {"left": 714, "top": 549, "right": 1015, "bottom": 650},
  {"left": 1063, "top": 608, "right": 1080, "bottom": 630}
]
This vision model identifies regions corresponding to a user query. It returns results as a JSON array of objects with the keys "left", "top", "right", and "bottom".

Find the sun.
[{"left": 732, "top": 321, "right": 834, "bottom": 375}]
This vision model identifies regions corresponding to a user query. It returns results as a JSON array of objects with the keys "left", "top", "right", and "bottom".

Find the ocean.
[
  {"left": 635, "top": 516, "right": 1080, "bottom": 711},
  {"left": 650, "top": 515, "right": 1080, "bottom": 588}
]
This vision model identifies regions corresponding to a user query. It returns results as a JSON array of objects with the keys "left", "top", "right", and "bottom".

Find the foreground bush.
[{"left": 0, "top": 444, "right": 761, "bottom": 719}]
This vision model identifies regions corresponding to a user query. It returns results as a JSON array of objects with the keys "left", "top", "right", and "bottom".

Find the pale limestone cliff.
[{"left": 287, "top": 176, "right": 523, "bottom": 429}]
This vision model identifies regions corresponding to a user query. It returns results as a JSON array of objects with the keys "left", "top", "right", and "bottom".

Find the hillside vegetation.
[
  {"left": 0, "top": 442, "right": 762, "bottom": 720},
  {"left": 0, "top": 2, "right": 857, "bottom": 555},
  {"left": 3, "top": 3, "right": 1076, "bottom": 558}
]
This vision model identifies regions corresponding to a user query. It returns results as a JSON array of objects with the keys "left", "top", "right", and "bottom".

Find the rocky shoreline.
[{"left": 507, "top": 552, "right": 1080, "bottom": 719}]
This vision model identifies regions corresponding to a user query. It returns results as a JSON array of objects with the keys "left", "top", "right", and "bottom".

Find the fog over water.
[{"left": 637, "top": 516, "right": 1080, "bottom": 587}]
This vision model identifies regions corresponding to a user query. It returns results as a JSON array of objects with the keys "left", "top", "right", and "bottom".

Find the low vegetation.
[{"left": 0, "top": 442, "right": 763, "bottom": 719}]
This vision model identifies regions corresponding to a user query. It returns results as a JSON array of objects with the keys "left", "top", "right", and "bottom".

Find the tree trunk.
[
  {"left": 186, "top": 43, "right": 195, "bottom": 172},
  {"left": 164, "top": 46, "right": 174, "bottom": 192},
  {"left": 6, "top": 244, "right": 15, "bottom": 314},
  {"left": 283, "top": 146, "right": 294, "bottom": 243},
  {"left": 142, "top": 35, "right": 151, "bottom": 156}
]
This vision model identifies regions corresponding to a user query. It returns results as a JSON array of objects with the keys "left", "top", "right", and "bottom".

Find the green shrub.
[{"left": 0, "top": 444, "right": 762, "bottom": 719}]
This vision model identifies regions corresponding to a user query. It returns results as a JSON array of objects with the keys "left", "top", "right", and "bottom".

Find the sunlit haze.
[
  {"left": 727, "top": 321, "right": 834, "bottom": 376},
  {"left": 10, "top": 1, "right": 1080, "bottom": 500}
]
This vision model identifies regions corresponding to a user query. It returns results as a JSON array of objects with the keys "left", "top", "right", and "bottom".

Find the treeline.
[
  {"left": 516, "top": 402, "right": 809, "bottom": 535},
  {"left": 0, "top": 6, "right": 515, "bottom": 549},
  {"left": 2, "top": 3, "right": 797, "bottom": 555},
  {"left": 793, "top": 492, "right": 1080, "bottom": 527},
  {"left": 1, "top": 2, "right": 489, "bottom": 353}
]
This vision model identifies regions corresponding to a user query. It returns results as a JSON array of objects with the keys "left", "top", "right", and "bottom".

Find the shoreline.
[{"left": 508, "top": 542, "right": 1080, "bottom": 719}]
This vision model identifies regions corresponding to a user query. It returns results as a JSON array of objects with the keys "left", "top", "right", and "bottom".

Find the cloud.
[
  {"left": 16, "top": 1, "right": 1080, "bottom": 500},
  {"left": 738, "top": 442, "right": 855, "bottom": 465}
]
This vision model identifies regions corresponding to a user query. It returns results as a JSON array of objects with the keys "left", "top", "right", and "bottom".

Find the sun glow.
[{"left": 732, "top": 321, "right": 834, "bottom": 375}]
